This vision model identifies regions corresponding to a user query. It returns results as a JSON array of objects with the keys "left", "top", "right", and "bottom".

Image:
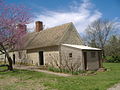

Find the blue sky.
[{"left": 5, "top": 0, "right": 120, "bottom": 33}]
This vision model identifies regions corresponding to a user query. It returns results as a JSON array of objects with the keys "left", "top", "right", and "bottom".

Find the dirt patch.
[
  {"left": 15, "top": 79, "right": 48, "bottom": 90},
  {"left": 0, "top": 76, "right": 18, "bottom": 86},
  {"left": 14, "top": 65, "right": 71, "bottom": 77},
  {"left": 0, "top": 76, "right": 48, "bottom": 90},
  {"left": 108, "top": 83, "right": 120, "bottom": 90}
]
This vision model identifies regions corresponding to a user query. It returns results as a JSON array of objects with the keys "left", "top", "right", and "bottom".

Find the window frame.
[{"left": 69, "top": 53, "right": 72, "bottom": 59}]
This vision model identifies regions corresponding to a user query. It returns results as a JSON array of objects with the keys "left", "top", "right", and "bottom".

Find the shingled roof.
[{"left": 23, "top": 22, "right": 72, "bottom": 50}]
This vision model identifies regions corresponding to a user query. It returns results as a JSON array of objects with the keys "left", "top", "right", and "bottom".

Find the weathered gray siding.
[
  {"left": 60, "top": 45, "right": 84, "bottom": 71},
  {"left": 83, "top": 50, "right": 100, "bottom": 70}
]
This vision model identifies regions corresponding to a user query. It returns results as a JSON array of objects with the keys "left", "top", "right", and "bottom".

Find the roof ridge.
[
  {"left": 62, "top": 44, "right": 101, "bottom": 50},
  {"left": 26, "top": 22, "right": 73, "bottom": 34},
  {"left": 37, "top": 22, "right": 73, "bottom": 33}
]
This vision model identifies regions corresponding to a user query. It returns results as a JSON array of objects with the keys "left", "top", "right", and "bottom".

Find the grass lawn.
[{"left": 0, "top": 63, "right": 120, "bottom": 90}]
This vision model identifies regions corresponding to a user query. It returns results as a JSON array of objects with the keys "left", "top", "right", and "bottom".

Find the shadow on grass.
[{"left": 0, "top": 64, "right": 9, "bottom": 72}]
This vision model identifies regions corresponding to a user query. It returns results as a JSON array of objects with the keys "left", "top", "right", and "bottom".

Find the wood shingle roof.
[{"left": 23, "top": 22, "right": 72, "bottom": 50}]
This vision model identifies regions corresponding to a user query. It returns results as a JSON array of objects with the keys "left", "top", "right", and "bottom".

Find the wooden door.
[
  {"left": 39, "top": 51, "right": 44, "bottom": 65},
  {"left": 83, "top": 52, "right": 87, "bottom": 70}
]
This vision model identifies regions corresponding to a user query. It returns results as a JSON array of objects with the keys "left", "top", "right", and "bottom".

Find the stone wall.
[
  {"left": 26, "top": 46, "right": 60, "bottom": 66},
  {"left": 0, "top": 50, "right": 29, "bottom": 64},
  {"left": 9, "top": 50, "right": 30, "bottom": 64},
  {"left": 0, "top": 54, "right": 5, "bottom": 62},
  {"left": 27, "top": 52, "right": 39, "bottom": 65},
  {"left": 44, "top": 51, "right": 60, "bottom": 67}
]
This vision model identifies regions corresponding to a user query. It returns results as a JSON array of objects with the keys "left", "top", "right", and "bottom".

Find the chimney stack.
[{"left": 35, "top": 21, "right": 43, "bottom": 32}]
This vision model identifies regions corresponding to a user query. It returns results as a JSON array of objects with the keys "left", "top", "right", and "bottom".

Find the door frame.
[
  {"left": 13, "top": 54, "right": 15, "bottom": 64},
  {"left": 83, "top": 52, "right": 87, "bottom": 70},
  {"left": 39, "top": 51, "right": 44, "bottom": 65}
]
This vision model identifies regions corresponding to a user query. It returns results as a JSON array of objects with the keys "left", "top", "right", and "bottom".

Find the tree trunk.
[
  {"left": 102, "top": 49, "right": 105, "bottom": 58},
  {"left": 0, "top": 44, "right": 13, "bottom": 71},
  {"left": 7, "top": 57, "right": 13, "bottom": 70}
]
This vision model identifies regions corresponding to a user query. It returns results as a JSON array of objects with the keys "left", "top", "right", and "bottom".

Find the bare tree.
[{"left": 85, "top": 19, "right": 118, "bottom": 57}]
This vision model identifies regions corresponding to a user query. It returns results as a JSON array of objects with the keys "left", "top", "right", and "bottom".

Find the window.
[
  {"left": 91, "top": 52, "right": 96, "bottom": 58},
  {"left": 69, "top": 53, "right": 72, "bottom": 58}
]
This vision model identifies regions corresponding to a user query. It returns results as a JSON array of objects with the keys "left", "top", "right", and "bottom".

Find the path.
[
  {"left": 14, "top": 65, "right": 71, "bottom": 77},
  {"left": 108, "top": 83, "right": 120, "bottom": 90}
]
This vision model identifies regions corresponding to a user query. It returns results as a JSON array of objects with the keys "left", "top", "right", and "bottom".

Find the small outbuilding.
[{"left": 61, "top": 44, "right": 102, "bottom": 70}]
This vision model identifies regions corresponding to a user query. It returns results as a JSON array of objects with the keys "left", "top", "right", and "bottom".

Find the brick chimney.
[{"left": 35, "top": 21, "right": 43, "bottom": 32}]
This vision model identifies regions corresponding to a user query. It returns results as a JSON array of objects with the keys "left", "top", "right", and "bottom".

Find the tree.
[
  {"left": 105, "top": 35, "right": 120, "bottom": 56},
  {"left": 0, "top": 0, "right": 32, "bottom": 70},
  {"left": 85, "top": 19, "right": 118, "bottom": 57}
]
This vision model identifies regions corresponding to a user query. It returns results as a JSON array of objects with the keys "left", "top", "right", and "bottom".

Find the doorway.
[
  {"left": 13, "top": 54, "right": 15, "bottom": 64},
  {"left": 83, "top": 52, "right": 87, "bottom": 70},
  {"left": 39, "top": 51, "right": 44, "bottom": 65}
]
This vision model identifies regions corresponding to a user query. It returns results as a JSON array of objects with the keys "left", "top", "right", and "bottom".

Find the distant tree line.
[{"left": 84, "top": 19, "right": 120, "bottom": 62}]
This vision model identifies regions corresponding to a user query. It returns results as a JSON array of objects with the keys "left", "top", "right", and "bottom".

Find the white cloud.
[{"left": 27, "top": 0, "right": 102, "bottom": 33}]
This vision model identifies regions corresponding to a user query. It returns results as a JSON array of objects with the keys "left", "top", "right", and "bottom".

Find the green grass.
[
  {"left": 0, "top": 61, "right": 8, "bottom": 72},
  {"left": 0, "top": 66, "right": 8, "bottom": 72},
  {"left": 0, "top": 63, "right": 120, "bottom": 90}
]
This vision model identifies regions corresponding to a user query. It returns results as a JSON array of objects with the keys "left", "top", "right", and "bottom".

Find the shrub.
[
  {"left": 48, "top": 67, "right": 85, "bottom": 75},
  {"left": 48, "top": 67, "right": 61, "bottom": 72},
  {"left": 105, "top": 55, "right": 120, "bottom": 63}
]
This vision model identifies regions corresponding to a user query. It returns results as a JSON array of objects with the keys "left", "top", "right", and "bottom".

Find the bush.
[
  {"left": 105, "top": 55, "right": 120, "bottom": 63},
  {"left": 48, "top": 67, "right": 85, "bottom": 75},
  {"left": 48, "top": 67, "right": 61, "bottom": 72}
]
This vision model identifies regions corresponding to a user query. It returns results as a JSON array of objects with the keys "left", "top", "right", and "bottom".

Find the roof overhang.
[{"left": 62, "top": 44, "right": 102, "bottom": 51}]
